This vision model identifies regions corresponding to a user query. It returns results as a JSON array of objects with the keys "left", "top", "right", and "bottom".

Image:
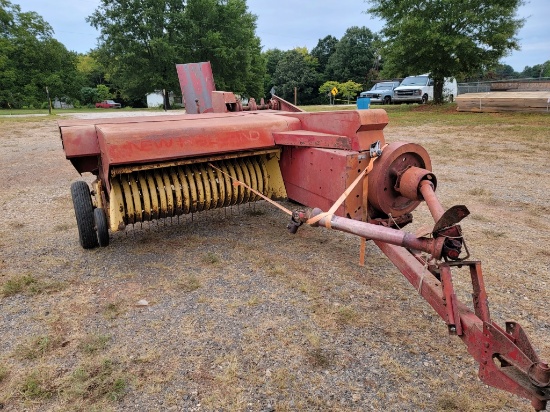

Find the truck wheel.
[
  {"left": 383, "top": 96, "right": 392, "bottom": 105},
  {"left": 94, "top": 208, "right": 110, "bottom": 247},
  {"left": 421, "top": 94, "right": 429, "bottom": 104},
  {"left": 71, "top": 181, "right": 99, "bottom": 249}
]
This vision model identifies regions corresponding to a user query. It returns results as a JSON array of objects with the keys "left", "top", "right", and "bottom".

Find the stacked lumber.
[{"left": 456, "top": 91, "right": 550, "bottom": 113}]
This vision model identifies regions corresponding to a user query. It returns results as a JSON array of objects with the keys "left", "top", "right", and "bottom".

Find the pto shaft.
[{"left": 309, "top": 208, "right": 444, "bottom": 259}]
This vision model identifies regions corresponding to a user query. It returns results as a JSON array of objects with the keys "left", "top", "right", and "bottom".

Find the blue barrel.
[{"left": 357, "top": 97, "right": 370, "bottom": 109}]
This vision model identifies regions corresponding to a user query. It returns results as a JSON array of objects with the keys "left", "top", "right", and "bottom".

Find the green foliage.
[
  {"left": 339, "top": 80, "right": 363, "bottom": 102},
  {"left": 77, "top": 53, "right": 107, "bottom": 86},
  {"left": 325, "top": 26, "right": 379, "bottom": 85},
  {"left": 96, "top": 84, "right": 112, "bottom": 101},
  {"left": 67, "top": 359, "right": 127, "bottom": 402},
  {"left": 367, "top": 0, "right": 524, "bottom": 103},
  {"left": 520, "top": 61, "right": 550, "bottom": 78},
  {"left": 2, "top": 274, "right": 36, "bottom": 296},
  {"left": 271, "top": 49, "right": 320, "bottom": 104},
  {"left": 15, "top": 335, "right": 59, "bottom": 360},
  {"left": 311, "top": 35, "right": 338, "bottom": 81},
  {"left": 263, "top": 48, "right": 286, "bottom": 96},
  {"left": 20, "top": 371, "right": 56, "bottom": 400},
  {"left": 87, "top": 0, "right": 265, "bottom": 105},
  {"left": 0, "top": 0, "right": 81, "bottom": 108},
  {"left": 80, "top": 87, "right": 99, "bottom": 105},
  {"left": 319, "top": 80, "right": 340, "bottom": 96}
]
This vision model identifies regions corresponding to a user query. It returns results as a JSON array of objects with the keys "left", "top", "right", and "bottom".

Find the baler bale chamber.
[
  {"left": 59, "top": 112, "right": 290, "bottom": 248},
  {"left": 58, "top": 62, "right": 549, "bottom": 410}
]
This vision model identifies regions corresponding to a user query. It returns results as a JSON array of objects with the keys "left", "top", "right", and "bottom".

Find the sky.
[{"left": 14, "top": 0, "right": 550, "bottom": 73}]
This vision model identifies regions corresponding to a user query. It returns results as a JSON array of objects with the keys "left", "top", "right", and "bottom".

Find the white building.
[{"left": 146, "top": 90, "right": 177, "bottom": 108}]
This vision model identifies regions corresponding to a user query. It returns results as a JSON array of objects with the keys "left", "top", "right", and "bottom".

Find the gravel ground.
[{"left": 0, "top": 111, "right": 548, "bottom": 412}]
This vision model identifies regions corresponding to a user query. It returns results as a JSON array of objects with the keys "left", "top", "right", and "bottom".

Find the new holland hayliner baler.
[{"left": 58, "top": 62, "right": 549, "bottom": 410}]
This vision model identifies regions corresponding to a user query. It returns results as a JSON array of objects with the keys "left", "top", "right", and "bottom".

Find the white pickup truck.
[{"left": 393, "top": 74, "right": 457, "bottom": 104}]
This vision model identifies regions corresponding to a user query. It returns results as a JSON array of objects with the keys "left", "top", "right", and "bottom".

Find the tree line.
[{"left": 1, "top": 0, "right": 548, "bottom": 109}]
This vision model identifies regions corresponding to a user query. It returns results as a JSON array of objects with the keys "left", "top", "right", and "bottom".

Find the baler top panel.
[{"left": 94, "top": 112, "right": 299, "bottom": 167}]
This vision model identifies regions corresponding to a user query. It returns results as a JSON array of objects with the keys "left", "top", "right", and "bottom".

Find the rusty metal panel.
[
  {"left": 279, "top": 109, "right": 388, "bottom": 151},
  {"left": 176, "top": 62, "right": 216, "bottom": 114},
  {"left": 211, "top": 91, "right": 237, "bottom": 113},
  {"left": 96, "top": 112, "right": 301, "bottom": 170},
  {"left": 59, "top": 125, "right": 100, "bottom": 158},
  {"left": 273, "top": 130, "right": 352, "bottom": 150},
  {"left": 280, "top": 147, "right": 368, "bottom": 219}
]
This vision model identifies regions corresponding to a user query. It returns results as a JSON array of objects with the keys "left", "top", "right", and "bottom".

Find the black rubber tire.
[
  {"left": 421, "top": 94, "right": 429, "bottom": 104},
  {"left": 94, "top": 207, "right": 110, "bottom": 247},
  {"left": 70, "top": 181, "right": 98, "bottom": 249},
  {"left": 383, "top": 96, "right": 392, "bottom": 105}
]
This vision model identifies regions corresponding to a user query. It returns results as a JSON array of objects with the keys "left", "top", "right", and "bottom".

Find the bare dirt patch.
[{"left": 0, "top": 112, "right": 548, "bottom": 412}]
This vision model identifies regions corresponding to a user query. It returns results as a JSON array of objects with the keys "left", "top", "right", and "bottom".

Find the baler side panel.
[{"left": 280, "top": 147, "right": 366, "bottom": 219}]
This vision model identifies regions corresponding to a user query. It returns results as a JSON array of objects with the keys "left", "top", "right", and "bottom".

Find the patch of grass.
[
  {"left": 79, "top": 334, "right": 111, "bottom": 355},
  {"left": 177, "top": 274, "right": 201, "bottom": 292},
  {"left": 379, "top": 353, "right": 413, "bottom": 382},
  {"left": 64, "top": 358, "right": 127, "bottom": 402},
  {"left": 1, "top": 274, "right": 65, "bottom": 297},
  {"left": 264, "top": 262, "right": 286, "bottom": 277},
  {"left": 103, "top": 302, "right": 123, "bottom": 320},
  {"left": 0, "top": 364, "right": 8, "bottom": 382},
  {"left": 467, "top": 188, "right": 493, "bottom": 197},
  {"left": 202, "top": 252, "right": 220, "bottom": 264},
  {"left": 305, "top": 348, "right": 334, "bottom": 368},
  {"left": 469, "top": 214, "right": 490, "bottom": 222},
  {"left": 247, "top": 295, "right": 260, "bottom": 306},
  {"left": 481, "top": 229, "right": 507, "bottom": 238},
  {"left": 435, "top": 392, "right": 493, "bottom": 411},
  {"left": 54, "top": 223, "right": 72, "bottom": 232},
  {"left": 2, "top": 274, "right": 36, "bottom": 296},
  {"left": 15, "top": 335, "right": 60, "bottom": 360},
  {"left": 20, "top": 370, "right": 56, "bottom": 400},
  {"left": 336, "top": 305, "right": 360, "bottom": 326}
]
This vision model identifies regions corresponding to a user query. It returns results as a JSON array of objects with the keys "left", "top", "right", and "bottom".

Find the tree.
[
  {"left": 325, "top": 26, "right": 378, "bottom": 86},
  {"left": 263, "top": 48, "right": 286, "bottom": 96},
  {"left": 311, "top": 35, "right": 338, "bottom": 81},
  {"left": 339, "top": 80, "right": 363, "bottom": 104},
  {"left": 367, "top": 0, "right": 524, "bottom": 103},
  {"left": 87, "top": 0, "right": 265, "bottom": 107},
  {"left": 77, "top": 53, "right": 108, "bottom": 87},
  {"left": 0, "top": 0, "right": 81, "bottom": 108},
  {"left": 520, "top": 61, "right": 550, "bottom": 79},
  {"left": 319, "top": 80, "right": 341, "bottom": 104},
  {"left": 271, "top": 49, "right": 320, "bottom": 104}
]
